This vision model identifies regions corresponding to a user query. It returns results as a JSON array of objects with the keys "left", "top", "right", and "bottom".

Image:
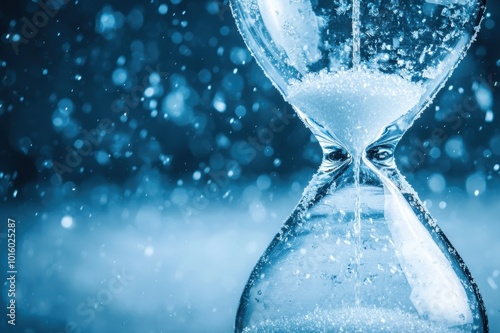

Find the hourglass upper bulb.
[{"left": 230, "top": 0, "right": 485, "bottom": 152}]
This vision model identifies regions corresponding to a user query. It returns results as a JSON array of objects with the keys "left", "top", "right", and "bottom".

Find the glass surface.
[{"left": 230, "top": 0, "right": 488, "bottom": 332}]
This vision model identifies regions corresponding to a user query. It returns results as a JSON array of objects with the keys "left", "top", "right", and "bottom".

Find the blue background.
[{"left": 0, "top": 0, "right": 499, "bottom": 332}]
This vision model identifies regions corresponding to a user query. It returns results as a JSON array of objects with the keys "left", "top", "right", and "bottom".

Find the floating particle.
[
  {"left": 205, "top": 1, "right": 220, "bottom": 15},
  {"left": 428, "top": 173, "right": 446, "bottom": 193},
  {"left": 490, "top": 135, "right": 500, "bottom": 155},
  {"left": 144, "top": 87, "right": 154, "bottom": 97},
  {"left": 465, "top": 172, "right": 486, "bottom": 197},
  {"left": 144, "top": 246, "right": 154, "bottom": 256},
  {"left": 117, "top": 55, "right": 126, "bottom": 66},
  {"left": 230, "top": 47, "right": 252, "bottom": 65},
  {"left": 220, "top": 26, "right": 230, "bottom": 36},
  {"left": 61, "top": 215, "right": 74, "bottom": 229},
  {"left": 95, "top": 150, "right": 110, "bottom": 165},
  {"left": 2, "top": 69, "right": 16, "bottom": 86},
  {"left": 473, "top": 82, "right": 493, "bottom": 111},
  {"left": 149, "top": 72, "right": 161, "bottom": 86},
  {"left": 112, "top": 68, "right": 128, "bottom": 86},
  {"left": 158, "top": 4, "right": 168, "bottom": 15},
  {"left": 212, "top": 93, "right": 226, "bottom": 112},
  {"left": 485, "top": 110, "right": 494, "bottom": 123},
  {"left": 198, "top": 69, "right": 212, "bottom": 84},
  {"left": 257, "top": 175, "right": 271, "bottom": 190},
  {"left": 444, "top": 136, "right": 465, "bottom": 159},
  {"left": 235, "top": 105, "right": 246, "bottom": 117},
  {"left": 58, "top": 98, "right": 74, "bottom": 114},
  {"left": 216, "top": 133, "right": 230, "bottom": 148},
  {"left": 160, "top": 154, "right": 172, "bottom": 166}
]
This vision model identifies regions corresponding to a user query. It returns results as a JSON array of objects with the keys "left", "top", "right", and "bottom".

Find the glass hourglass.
[{"left": 230, "top": 0, "right": 488, "bottom": 332}]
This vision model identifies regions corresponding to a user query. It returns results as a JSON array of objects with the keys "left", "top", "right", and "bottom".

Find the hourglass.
[{"left": 230, "top": 0, "right": 488, "bottom": 332}]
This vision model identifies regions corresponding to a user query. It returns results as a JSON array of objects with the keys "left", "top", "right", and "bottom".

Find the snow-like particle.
[
  {"left": 466, "top": 172, "right": 486, "bottom": 197},
  {"left": 112, "top": 68, "right": 128, "bottom": 86},
  {"left": 428, "top": 173, "right": 446, "bottom": 193},
  {"left": 212, "top": 93, "right": 226, "bottom": 112},
  {"left": 158, "top": 4, "right": 168, "bottom": 15},
  {"left": 144, "top": 246, "right": 154, "bottom": 256},
  {"left": 61, "top": 215, "right": 74, "bottom": 229}
]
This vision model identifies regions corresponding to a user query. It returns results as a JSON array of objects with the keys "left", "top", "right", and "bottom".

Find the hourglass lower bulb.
[{"left": 229, "top": 0, "right": 488, "bottom": 332}]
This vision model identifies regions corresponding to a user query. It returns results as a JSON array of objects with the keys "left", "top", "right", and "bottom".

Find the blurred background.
[{"left": 0, "top": 0, "right": 499, "bottom": 332}]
